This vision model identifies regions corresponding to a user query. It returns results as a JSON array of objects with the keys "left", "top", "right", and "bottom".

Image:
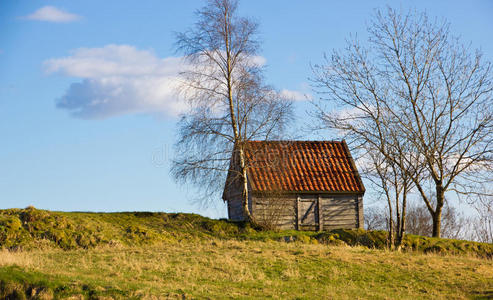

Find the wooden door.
[{"left": 297, "top": 195, "right": 319, "bottom": 230}]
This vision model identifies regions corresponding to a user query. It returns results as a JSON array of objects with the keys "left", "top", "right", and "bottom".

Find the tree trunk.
[
  {"left": 221, "top": 2, "right": 251, "bottom": 221},
  {"left": 432, "top": 185, "right": 445, "bottom": 238},
  {"left": 395, "top": 188, "right": 401, "bottom": 247},
  {"left": 432, "top": 209, "right": 442, "bottom": 238},
  {"left": 397, "top": 191, "right": 407, "bottom": 247},
  {"left": 387, "top": 202, "right": 394, "bottom": 249},
  {"left": 239, "top": 147, "right": 252, "bottom": 221}
]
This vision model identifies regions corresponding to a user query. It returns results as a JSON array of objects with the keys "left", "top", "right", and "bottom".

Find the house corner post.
[
  {"left": 296, "top": 196, "right": 300, "bottom": 230},
  {"left": 317, "top": 195, "right": 323, "bottom": 231},
  {"left": 358, "top": 195, "right": 364, "bottom": 229}
]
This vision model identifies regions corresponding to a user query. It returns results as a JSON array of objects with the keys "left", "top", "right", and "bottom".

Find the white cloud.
[
  {"left": 45, "top": 45, "right": 183, "bottom": 78},
  {"left": 45, "top": 45, "right": 187, "bottom": 119},
  {"left": 336, "top": 104, "right": 371, "bottom": 120},
  {"left": 46, "top": 44, "right": 302, "bottom": 120},
  {"left": 280, "top": 89, "right": 312, "bottom": 101},
  {"left": 23, "top": 6, "right": 80, "bottom": 23}
]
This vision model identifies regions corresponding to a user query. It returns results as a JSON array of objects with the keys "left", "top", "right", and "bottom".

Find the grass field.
[{"left": 0, "top": 207, "right": 492, "bottom": 299}]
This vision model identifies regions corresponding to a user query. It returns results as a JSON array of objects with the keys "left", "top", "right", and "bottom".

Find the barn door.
[{"left": 297, "top": 195, "right": 319, "bottom": 230}]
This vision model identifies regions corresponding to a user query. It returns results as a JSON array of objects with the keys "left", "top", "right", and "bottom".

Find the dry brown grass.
[
  {"left": 1, "top": 237, "right": 492, "bottom": 299},
  {"left": 0, "top": 248, "right": 34, "bottom": 268}
]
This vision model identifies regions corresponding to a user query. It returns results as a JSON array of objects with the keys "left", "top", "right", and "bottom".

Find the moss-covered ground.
[{"left": 0, "top": 207, "right": 492, "bottom": 299}]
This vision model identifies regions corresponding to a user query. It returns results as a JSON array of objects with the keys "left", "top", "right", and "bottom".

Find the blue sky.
[{"left": 1, "top": 0, "right": 492, "bottom": 218}]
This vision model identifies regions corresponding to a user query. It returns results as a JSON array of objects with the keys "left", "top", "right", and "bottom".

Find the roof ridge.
[{"left": 246, "top": 140, "right": 344, "bottom": 143}]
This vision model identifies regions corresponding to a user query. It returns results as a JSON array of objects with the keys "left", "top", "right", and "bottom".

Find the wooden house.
[{"left": 222, "top": 141, "right": 365, "bottom": 230}]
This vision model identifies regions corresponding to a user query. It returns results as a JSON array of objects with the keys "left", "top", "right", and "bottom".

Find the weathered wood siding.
[
  {"left": 227, "top": 193, "right": 244, "bottom": 221},
  {"left": 224, "top": 170, "right": 244, "bottom": 221},
  {"left": 320, "top": 194, "right": 359, "bottom": 230},
  {"left": 297, "top": 195, "right": 320, "bottom": 231},
  {"left": 251, "top": 195, "right": 296, "bottom": 230},
  {"left": 224, "top": 174, "right": 253, "bottom": 221},
  {"left": 247, "top": 193, "right": 363, "bottom": 230},
  {"left": 226, "top": 189, "right": 253, "bottom": 221},
  {"left": 357, "top": 195, "right": 364, "bottom": 229}
]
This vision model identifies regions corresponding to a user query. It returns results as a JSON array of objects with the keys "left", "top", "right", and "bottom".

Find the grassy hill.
[{"left": 0, "top": 207, "right": 492, "bottom": 299}]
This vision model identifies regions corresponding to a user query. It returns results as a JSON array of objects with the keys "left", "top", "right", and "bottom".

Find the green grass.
[{"left": 0, "top": 207, "right": 492, "bottom": 299}]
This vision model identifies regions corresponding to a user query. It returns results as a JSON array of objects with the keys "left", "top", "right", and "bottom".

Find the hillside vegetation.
[{"left": 0, "top": 207, "right": 492, "bottom": 299}]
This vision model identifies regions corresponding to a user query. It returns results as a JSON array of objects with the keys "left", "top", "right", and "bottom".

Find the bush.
[
  {"left": 0, "top": 215, "right": 30, "bottom": 250},
  {"left": 314, "top": 233, "right": 346, "bottom": 246}
]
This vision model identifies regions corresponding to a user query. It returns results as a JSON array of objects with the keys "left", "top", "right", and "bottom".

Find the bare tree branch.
[
  {"left": 172, "top": 0, "right": 293, "bottom": 214},
  {"left": 311, "top": 7, "right": 493, "bottom": 238}
]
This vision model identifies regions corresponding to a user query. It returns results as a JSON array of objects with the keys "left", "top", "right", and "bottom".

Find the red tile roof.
[{"left": 244, "top": 141, "right": 365, "bottom": 193}]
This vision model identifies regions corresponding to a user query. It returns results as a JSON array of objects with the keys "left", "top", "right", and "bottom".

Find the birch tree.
[{"left": 172, "top": 0, "right": 292, "bottom": 219}]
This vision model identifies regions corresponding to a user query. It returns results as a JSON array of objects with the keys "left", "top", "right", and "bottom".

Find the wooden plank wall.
[
  {"left": 357, "top": 195, "right": 364, "bottom": 229},
  {"left": 245, "top": 193, "right": 362, "bottom": 230},
  {"left": 224, "top": 160, "right": 253, "bottom": 221},
  {"left": 320, "top": 194, "right": 358, "bottom": 230},
  {"left": 226, "top": 190, "right": 253, "bottom": 222},
  {"left": 227, "top": 193, "right": 245, "bottom": 221},
  {"left": 252, "top": 195, "right": 297, "bottom": 230}
]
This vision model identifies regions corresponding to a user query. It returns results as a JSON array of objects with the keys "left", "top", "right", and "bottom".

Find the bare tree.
[
  {"left": 364, "top": 206, "right": 387, "bottom": 231},
  {"left": 405, "top": 202, "right": 432, "bottom": 237},
  {"left": 311, "top": 7, "right": 493, "bottom": 237},
  {"left": 406, "top": 201, "right": 470, "bottom": 240},
  {"left": 363, "top": 147, "right": 413, "bottom": 247},
  {"left": 471, "top": 193, "right": 493, "bottom": 243},
  {"left": 172, "top": 0, "right": 292, "bottom": 219}
]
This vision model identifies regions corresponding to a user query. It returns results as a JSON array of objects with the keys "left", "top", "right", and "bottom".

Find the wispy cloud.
[
  {"left": 280, "top": 89, "right": 312, "bottom": 101},
  {"left": 23, "top": 6, "right": 81, "bottom": 23}
]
